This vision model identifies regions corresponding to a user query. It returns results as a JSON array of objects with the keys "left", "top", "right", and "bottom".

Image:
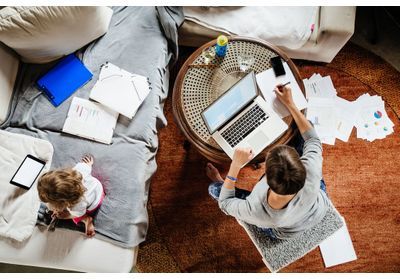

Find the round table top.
[{"left": 172, "top": 36, "right": 305, "bottom": 164}]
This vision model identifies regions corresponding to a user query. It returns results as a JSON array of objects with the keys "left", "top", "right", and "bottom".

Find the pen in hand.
[{"left": 273, "top": 81, "right": 291, "bottom": 92}]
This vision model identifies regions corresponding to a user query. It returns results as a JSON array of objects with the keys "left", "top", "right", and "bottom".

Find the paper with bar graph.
[{"left": 62, "top": 97, "right": 119, "bottom": 144}]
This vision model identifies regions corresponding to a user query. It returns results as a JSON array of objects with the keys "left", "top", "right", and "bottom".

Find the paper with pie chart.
[
  {"left": 303, "top": 72, "right": 394, "bottom": 143},
  {"left": 354, "top": 93, "right": 394, "bottom": 142}
]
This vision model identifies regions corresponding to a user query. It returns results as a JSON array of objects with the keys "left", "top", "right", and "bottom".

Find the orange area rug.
[{"left": 137, "top": 43, "right": 400, "bottom": 272}]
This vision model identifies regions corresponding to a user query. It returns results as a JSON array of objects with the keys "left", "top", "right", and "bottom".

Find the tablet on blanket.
[{"left": 10, "top": 155, "right": 46, "bottom": 190}]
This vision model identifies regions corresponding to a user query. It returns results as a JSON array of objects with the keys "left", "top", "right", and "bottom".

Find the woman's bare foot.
[
  {"left": 81, "top": 155, "right": 94, "bottom": 167},
  {"left": 206, "top": 163, "right": 224, "bottom": 182},
  {"left": 82, "top": 216, "right": 95, "bottom": 237}
]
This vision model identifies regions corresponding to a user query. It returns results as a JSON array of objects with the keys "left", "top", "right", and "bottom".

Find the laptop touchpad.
[{"left": 247, "top": 131, "right": 270, "bottom": 151}]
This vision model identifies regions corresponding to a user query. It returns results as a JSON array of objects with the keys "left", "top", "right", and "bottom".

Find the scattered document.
[
  {"left": 353, "top": 93, "right": 394, "bottom": 142},
  {"left": 90, "top": 62, "right": 151, "bottom": 119},
  {"left": 62, "top": 97, "right": 119, "bottom": 144},
  {"left": 306, "top": 97, "right": 336, "bottom": 145},
  {"left": 259, "top": 70, "right": 395, "bottom": 144},
  {"left": 303, "top": 73, "right": 395, "bottom": 144},
  {"left": 334, "top": 97, "right": 357, "bottom": 142},
  {"left": 303, "top": 74, "right": 337, "bottom": 99},
  {"left": 256, "top": 62, "right": 308, "bottom": 118},
  {"left": 319, "top": 219, "right": 357, "bottom": 268}
]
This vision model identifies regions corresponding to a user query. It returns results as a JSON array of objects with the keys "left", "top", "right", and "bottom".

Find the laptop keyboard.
[{"left": 221, "top": 104, "right": 269, "bottom": 148}]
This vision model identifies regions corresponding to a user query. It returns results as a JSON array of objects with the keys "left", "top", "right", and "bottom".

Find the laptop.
[{"left": 201, "top": 71, "right": 288, "bottom": 162}]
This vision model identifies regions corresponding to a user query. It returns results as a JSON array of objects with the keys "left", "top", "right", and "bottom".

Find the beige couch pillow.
[
  {"left": 0, "top": 6, "right": 113, "bottom": 63},
  {"left": 0, "top": 43, "right": 18, "bottom": 123}
]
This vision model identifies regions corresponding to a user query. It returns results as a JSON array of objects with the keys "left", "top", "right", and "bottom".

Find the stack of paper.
[
  {"left": 90, "top": 62, "right": 151, "bottom": 119},
  {"left": 303, "top": 73, "right": 337, "bottom": 99},
  {"left": 304, "top": 74, "right": 395, "bottom": 143},
  {"left": 303, "top": 74, "right": 339, "bottom": 145},
  {"left": 353, "top": 93, "right": 394, "bottom": 141},
  {"left": 258, "top": 70, "right": 394, "bottom": 144},
  {"left": 256, "top": 62, "right": 308, "bottom": 119},
  {"left": 306, "top": 97, "right": 337, "bottom": 145},
  {"left": 334, "top": 97, "right": 358, "bottom": 142}
]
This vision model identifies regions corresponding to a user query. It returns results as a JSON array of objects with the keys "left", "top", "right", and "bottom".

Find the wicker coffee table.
[{"left": 172, "top": 36, "right": 305, "bottom": 164}]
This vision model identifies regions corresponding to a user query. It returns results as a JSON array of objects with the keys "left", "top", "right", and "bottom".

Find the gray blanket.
[{"left": 0, "top": 6, "right": 183, "bottom": 248}]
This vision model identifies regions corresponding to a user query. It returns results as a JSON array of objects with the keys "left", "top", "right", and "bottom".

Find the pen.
[{"left": 273, "top": 81, "right": 291, "bottom": 92}]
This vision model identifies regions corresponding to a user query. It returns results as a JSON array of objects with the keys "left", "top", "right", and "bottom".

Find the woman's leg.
[
  {"left": 206, "top": 161, "right": 252, "bottom": 201},
  {"left": 208, "top": 181, "right": 253, "bottom": 201},
  {"left": 208, "top": 181, "right": 224, "bottom": 201},
  {"left": 320, "top": 178, "right": 328, "bottom": 195},
  {"left": 259, "top": 227, "right": 278, "bottom": 240}
]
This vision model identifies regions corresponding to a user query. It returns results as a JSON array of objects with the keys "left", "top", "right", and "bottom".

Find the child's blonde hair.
[{"left": 37, "top": 168, "right": 85, "bottom": 210}]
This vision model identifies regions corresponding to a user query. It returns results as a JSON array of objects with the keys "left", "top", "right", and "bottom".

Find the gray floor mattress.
[{"left": 0, "top": 6, "right": 184, "bottom": 248}]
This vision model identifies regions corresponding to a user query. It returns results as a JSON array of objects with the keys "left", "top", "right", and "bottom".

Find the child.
[{"left": 37, "top": 155, "right": 105, "bottom": 237}]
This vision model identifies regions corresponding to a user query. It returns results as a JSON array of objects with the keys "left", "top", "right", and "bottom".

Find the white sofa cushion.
[
  {"left": 0, "top": 43, "right": 18, "bottom": 123},
  {"left": 0, "top": 6, "right": 113, "bottom": 63},
  {"left": 183, "top": 6, "right": 318, "bottom": 50}
]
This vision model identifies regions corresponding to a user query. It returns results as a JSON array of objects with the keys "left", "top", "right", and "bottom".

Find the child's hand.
[
  {"left": 81, "top": 155, "right": 94, "bottom": 166},
  {"left": 82, "top": 216, "right": 96, "bottom": 238},
  {"left": 52, "top": 209, "right": 70, "bottom": 219}
]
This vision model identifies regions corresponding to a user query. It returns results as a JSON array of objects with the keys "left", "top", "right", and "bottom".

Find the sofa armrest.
[
  {"left": 318, "top": 6, "right": 356, "bottom": 42},
  {"left": 281, "top": 6, "right": 356, "bottom": 63},
  {"left": 178, "top": 19, "right": 230, "bottom": 47},
  {"left": 0, "top": 42, "right": 19, "bottom": 124}
]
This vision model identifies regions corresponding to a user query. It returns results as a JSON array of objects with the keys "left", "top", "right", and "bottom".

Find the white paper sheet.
[
  {"left": 303, "top": 76, "right": 337, "bottom": 99},
  {"left": 90, "top": 63, "right": 151, "bottom": 119},
  {"left": 319, "top": 220, "right": 357, "bottom": 268},
  {"left": 353, "top": 93, "right": 394, "bottom": 142},
  {"left": 306, "top": 98, "right": 336, "bottom": 145},
  {"left": 334, "top": 97, "right": 357, "bottom": 142},
  {"left": 256, "top": 62, "right": 308, "bottom": 119},
  {"left": 300, "top": 75, "right": 395, "bottom": 144}
]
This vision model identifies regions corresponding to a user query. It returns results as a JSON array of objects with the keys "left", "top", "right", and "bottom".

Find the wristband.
[{"left": 226, "top": 175, "right": 237, "bottom": 182}]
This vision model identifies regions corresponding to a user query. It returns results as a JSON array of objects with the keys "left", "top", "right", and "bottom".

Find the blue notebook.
[{"left": 36, "top": 54, "right": 93, "bottom": 107}]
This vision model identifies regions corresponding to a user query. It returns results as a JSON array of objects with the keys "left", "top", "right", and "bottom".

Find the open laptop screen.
[{"left": 202, "top": 72, "right": 258, "bottom": 134}]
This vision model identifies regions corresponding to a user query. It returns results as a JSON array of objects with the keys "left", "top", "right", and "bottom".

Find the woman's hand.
[
  {"left": 231, "top": 147, "right": 253, "bottom": 169},
  {"left": 274, "top": 84, "right": 312, "bottom": 134},
  {"left": 274, "top": 84, "right": 295, "bottom": 109}
]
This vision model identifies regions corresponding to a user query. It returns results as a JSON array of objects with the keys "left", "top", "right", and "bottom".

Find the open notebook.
[
  {"left": 90, "top": 62, "right": 151, "bottom": 119},
  {"left": 62, "top": 97, "right": 118, "bottom": 144}
]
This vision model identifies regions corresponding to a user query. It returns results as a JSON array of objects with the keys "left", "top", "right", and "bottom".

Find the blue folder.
[{"left": 36, "top": 54, "right": 93, "bottom": 107}]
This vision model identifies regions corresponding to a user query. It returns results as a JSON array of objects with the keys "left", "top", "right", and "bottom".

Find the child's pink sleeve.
[{"left": 72, "top": 214, "right": 86, "bottom": 225}]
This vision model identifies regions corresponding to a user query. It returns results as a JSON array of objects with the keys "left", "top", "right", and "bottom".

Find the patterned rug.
[{"left": 136, "top": 43, "right": 400, "bottom": 272}]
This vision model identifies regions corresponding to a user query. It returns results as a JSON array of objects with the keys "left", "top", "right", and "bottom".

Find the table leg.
[
  {"left": 183, "top": 140, "right": 191, "bottom": 151},
  {"left": 252, "top": 162, "right": 262, "bottom": 170}
]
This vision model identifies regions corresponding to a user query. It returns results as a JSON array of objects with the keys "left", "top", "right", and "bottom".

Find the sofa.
[{"left": 179, "top": 6, "right": 356, "bottom": 63}]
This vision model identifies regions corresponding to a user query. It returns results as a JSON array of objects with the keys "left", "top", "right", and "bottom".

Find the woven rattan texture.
[{"left": 181, "top": 40, "right": 278, "bottom": 149}]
